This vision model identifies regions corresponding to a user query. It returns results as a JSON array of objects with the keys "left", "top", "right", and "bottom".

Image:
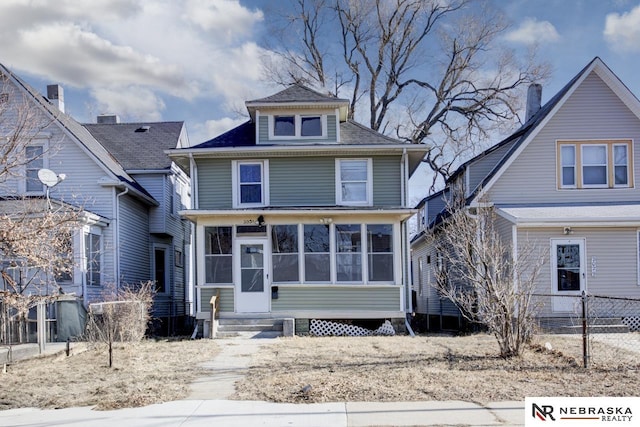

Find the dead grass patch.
[
  {"left": 234, "top": 333, "right": 640, "bottom": 404},
  {"left": 0, "top": 339, "right": 218, "bottom": 411}
]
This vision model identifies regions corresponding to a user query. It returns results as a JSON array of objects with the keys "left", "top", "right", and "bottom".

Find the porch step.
[{"left": 215, "top": 318, "right": 284, "bottom": 338}]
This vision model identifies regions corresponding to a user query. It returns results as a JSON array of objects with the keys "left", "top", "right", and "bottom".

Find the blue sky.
[{"left": 2, "top": 0, "right": 640, "bottom": 200}]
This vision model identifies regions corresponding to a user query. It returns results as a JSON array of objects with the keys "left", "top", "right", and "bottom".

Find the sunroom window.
[
  {"left": 204, "top": 226, "right": 232, "bottom": 284},
  {"left": 271, "top": 225, "right": 299, "bottom": 282},
  {"left": 367, "top": 224, "right": 393, "bottom": 282},
  {"left": 335, "top": 224, "right": 362, "bottom": 282},
  {"left": 303, "top": 224, "right": 330, "bottom": 282}
]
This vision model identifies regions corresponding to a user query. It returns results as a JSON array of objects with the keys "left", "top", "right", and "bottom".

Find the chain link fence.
[{"left": 532, "top": 293, "right": 640, "bottom": 369}]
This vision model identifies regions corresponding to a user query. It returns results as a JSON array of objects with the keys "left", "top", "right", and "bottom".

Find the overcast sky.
[{"left": 2, "top": 0, "right": 640, "bottom": 199}]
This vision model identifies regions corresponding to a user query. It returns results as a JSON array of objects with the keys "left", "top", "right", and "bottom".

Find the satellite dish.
[{"left": 38, "top": 168, "right": 61, "bottom": 188}]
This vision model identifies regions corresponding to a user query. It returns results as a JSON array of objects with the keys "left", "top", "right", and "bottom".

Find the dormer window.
[{"left": 270, "top": 114, "right": 325, "bottom": 139}]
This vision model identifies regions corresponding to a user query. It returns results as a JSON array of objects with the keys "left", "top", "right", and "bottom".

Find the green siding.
[
  {"left": 270, "top": 157, "right": 335, "bottom": 205},
  {"left": 258, "top": 115, "right": 268, "bottom": 143},
  {"left": 373, "top": 156, "right": 401, "bottom": 206},
  {"left": 197, "top": 158, "right": 232, "bottom": 209},
  {"left": 271, "top": 286, "right": 400, "bottom": 311},
  {"left": 200, "top": 287, "right": 234, "bottom": 313}
]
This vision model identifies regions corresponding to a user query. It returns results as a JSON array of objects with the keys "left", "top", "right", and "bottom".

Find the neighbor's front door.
[
  {"left": 235, "top": 239, "right": 270, "bottom": 313},
  {"left": 551, "top": 239, "right": 585, "bottom": 312}
]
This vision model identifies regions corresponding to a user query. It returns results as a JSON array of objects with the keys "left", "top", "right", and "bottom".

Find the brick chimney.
[
  {"left": 46, "top": 84, "right": 64, "bottom": 113},
  {"left": 525, "top": 83, "right": 542, "bottom": 122}
]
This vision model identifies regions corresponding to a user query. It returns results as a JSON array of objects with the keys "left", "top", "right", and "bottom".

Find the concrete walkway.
[{"left": 0, "top": 333, "right": 526, "bottom": 426}]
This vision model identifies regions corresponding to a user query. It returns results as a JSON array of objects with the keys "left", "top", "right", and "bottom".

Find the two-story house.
[
  {"left": 169, "top": 84, "right": 428, "bottom": 335},
  {"left": 0, "top": 63, "right": 192, "bottom": 337},
  {"left": 412, "top": 57, "right": 640, "bottom": 330}
]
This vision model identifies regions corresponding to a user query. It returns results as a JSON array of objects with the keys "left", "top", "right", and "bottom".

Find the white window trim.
[
  {"left": 232, "top": 160, "right": 270, "bottom": 208},
  {"left": 335, "top": 158, "right": 373, "bottom": 206},
  {"left": 581, "top": 144, "right": 608, "bottom": 188},
  {"left": 83, "top": 225, "right": 103, "bottom": 288},
  {"left": 22, "top": 141, "right": 49, "bottom": 195},
  {"left": 269, "top": 114, "right": 327, "bottom": 140}
]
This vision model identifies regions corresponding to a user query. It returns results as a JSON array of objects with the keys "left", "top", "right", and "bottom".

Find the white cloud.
[
  {"left": 183, "top": 0, "right": 263, "bottom": 39},
  {"left": 90, "top": 86, "right": 166, "bottom": 122},
  {"left": 0, "top": 0, "right": 269, "bottom": 124},
  {"left": 604, "top": 5, "right": 640, "bottom": 52},
  {"left": 505, "top": 18, "right": 560, "bottom": 45}
]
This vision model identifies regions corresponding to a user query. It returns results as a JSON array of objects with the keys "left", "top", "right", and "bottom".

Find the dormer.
[{"left": 245, "top": 84, "right": 349, "bottom": 145}]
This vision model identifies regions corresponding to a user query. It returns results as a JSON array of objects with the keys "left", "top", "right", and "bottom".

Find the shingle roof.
[
  {"left": 247, "top": 84, "right": 348, "bottom": 104},
  {"left": 84, "top": 122, "right": 184, "bottom": 170},
  {"left": 191, "top": 119, "right": 404, "bottom": 149},
  {"left": 0, "top": 63, "right": 156, "bottom": 204}
]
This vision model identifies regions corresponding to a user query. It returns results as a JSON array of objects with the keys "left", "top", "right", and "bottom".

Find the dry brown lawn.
[
  {"left": 233, "top": 333, "right": 640, "bottom": 404},
  {"left": 2, "top": 333, "right": 639, "bottom": 411},
  {"left": 0, "top": 339, "right": 219, "bottom": 411}
]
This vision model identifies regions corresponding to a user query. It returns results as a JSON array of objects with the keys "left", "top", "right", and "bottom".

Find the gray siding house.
[
  {"left": 169, "top": 85, "right": 428, "bottom": 334},
  {"left": 0, "top": 64, "right": 192, "bottom": 335},
  {"left": 411, "top": 57, "right": 640, "bottom": 328}
]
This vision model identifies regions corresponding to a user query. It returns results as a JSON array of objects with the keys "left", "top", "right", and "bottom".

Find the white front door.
[
  {"left": 551, "top": 239, "right": 586, "bottom": 312},
  {"left": 235, "top": 239, "right": 270, "bottom": 313}
]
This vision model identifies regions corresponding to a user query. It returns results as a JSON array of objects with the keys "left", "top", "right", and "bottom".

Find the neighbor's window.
[
  {"left": 25, "top": 145, "right": 44, "bottom": 193},
  {"left": 233, "top": 160, "right": 268, "bottom": 207},
  {"left": 204, "top": 226, "right": 232, "bottom": 284},
  {"left": 336, "top": 159, "right": 372, "bottom": 205},
  {"left": 558, "top": 140, "right": 633, "bottom": 189},
  {"left": 304, "top": 224, "right": 330, "bottom": 282},
  {"left": 335, "top": 224, "right": 362, "bottom": 282},
  {"left": 367, "top": 224, "right": 393, "bottom": 282},
  {"left": 271, "top": 225, "right": 299, "bottom": 282},
  {"left": 85, "top": 232, "right": 101, "bottom": 287}
]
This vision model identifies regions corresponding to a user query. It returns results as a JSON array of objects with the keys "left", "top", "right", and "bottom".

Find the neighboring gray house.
[
  {"left": 412, "top": 57, "right": 640, "bottom": 329},
  {"left": 0, "top": 64, "right": 192, "bottom": 335},
  {"left": 168, "top": 84, "right": 428, "bottom": 335}
]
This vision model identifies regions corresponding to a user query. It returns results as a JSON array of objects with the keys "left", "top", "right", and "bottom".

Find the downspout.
[
  {"left": 188, "top": 153, "right": 197, "bottom": 317},
  {"left": 115, "top": 187, "right": 129, "bottom": 289},
  {"left": 400, "top": 148, "right": 414, "bottom": 336}
]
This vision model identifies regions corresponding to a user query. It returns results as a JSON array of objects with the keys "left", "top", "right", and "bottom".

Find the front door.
[
  {"left": 551, "top": 239, "right": 585, "bottom": 312},
  {"left": 235, "top": 239, "right": 270, "bottom": 313}
]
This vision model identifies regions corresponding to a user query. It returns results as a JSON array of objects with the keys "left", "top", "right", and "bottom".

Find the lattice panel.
[
  {"left": 622, "top": 316, "right": 640, "bottom": 332},
  {"left": 309, "top": 319, "right": 395, "bottom": 336}
]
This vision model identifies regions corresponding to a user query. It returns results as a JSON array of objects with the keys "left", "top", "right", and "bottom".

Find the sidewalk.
[{"left": 0, "top": 334, "right": 525, "bottom": 426}]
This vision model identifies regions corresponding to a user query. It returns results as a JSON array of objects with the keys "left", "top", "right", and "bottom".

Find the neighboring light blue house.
[
  {"left": 168, "top": 84, "right": 428, "bottom": 335},
  {"left": 411, "top": 57, "right": 640, "bottom": 330},
  {"left": 0, "top": 64, "right": 193, "bottom": 335}
]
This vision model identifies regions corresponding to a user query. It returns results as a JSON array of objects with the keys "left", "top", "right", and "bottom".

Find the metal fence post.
[{"left": 581, "top": 291, "right": 588, "bottom": 369}]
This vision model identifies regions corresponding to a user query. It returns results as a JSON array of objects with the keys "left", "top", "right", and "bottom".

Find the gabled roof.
[
  {"left": 467, "top": 57, "right": 640, "bottom": 206},
  {"left": 0, "top": 63, "right": 157, "bottom": 205},
  {"left": 84, "top": 121, "right": 184, "bottom": 171}
]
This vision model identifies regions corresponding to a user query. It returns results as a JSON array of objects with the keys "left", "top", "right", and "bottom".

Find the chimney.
[
  {"left": 525, "top": 83, "right": 542, "bottom": 122},
  {"left": 97, "top": 114, "right": 120, "bottom": 124},
  {"left": 46, "top": 84, "right": 64, "bottom": 113}
]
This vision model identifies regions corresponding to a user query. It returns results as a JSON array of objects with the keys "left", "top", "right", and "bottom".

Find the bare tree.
[
  {"left": 84, "top": 281, "right": 154, "bottom": 368},
  {"left": 432, "top": 204, "right": 546, "bottom": 358},
  {"left": 0, "top": 199, "right": 80, "bottom": 343},
  {"left": 263, "top": 0, "right": 549, "bottom": 188}
]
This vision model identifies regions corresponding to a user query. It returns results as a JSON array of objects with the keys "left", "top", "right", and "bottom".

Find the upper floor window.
[
  {"left": 271, "top": 114, "right": 325, "bottom": 139},
  {"left": 336, "top": 158, "right": 372, "bottom": 206},
  {"left": 232, "top": 160, "right": 269, "bottom": 207},
  {"left": 558, "top": 140, "right": 633, "bottom": 189},
  {"left": 25, "top": 145, "right": 45, "bottom": 193}
]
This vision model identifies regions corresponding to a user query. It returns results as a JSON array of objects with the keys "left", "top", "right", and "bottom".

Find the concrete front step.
[{"left": 215, "top": 318, "right": 286, "bottom": 338}]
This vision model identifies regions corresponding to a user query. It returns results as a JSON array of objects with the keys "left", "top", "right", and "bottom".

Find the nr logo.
[{"left": 532, "top": 403, "right": 556, "bottom": 421}]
